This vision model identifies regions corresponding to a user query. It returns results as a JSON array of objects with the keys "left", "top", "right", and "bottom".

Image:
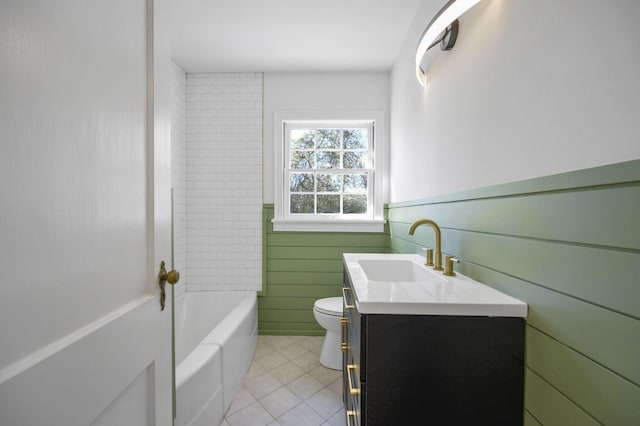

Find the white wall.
[
  {"left": 390, "top": 0, "right": 640, "bottom": 202},
  {"left": 185, "top": 73, "right": 263, "bottom": 291},
  {"left": 263, "top": 72, "right": 391, "bottom": 204}
]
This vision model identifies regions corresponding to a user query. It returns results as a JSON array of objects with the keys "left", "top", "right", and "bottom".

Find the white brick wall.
[
  {"left": 171, "top": 62, "right": 187, "bottom": 297},
  {"left": 185, "top": 72, "right": 263, "bottom": 291}
]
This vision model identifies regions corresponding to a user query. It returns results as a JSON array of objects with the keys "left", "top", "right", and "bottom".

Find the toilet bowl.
[{"left": 313, "top": 297, "right": 343, "bottom": 370}]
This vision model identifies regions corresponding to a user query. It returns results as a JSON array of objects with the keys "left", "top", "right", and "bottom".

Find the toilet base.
[{"left": 319, "top": 330, "right": 342, "bottom": 370}]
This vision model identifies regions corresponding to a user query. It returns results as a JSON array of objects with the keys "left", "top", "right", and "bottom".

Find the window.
[
  {"left": 287, "top": 123, "right": 372, "bottom": 217},
  {"left": 273, "top": 112, "right": 386, "bottom": 232}
]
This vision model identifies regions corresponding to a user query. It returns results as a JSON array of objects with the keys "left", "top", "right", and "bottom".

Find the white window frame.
[{"left": 273, "top": 111, "right": 386, "bottom": 232}]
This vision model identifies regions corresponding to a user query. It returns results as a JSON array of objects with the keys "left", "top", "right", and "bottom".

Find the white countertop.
[{"left": 343, "top": 253, "right": 527, "bottom": 317}]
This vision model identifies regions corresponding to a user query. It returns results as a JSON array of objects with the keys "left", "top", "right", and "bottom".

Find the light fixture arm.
[
  {"left": 427, "top": 19, "right": 459, "bottom": 51},
  {"left": 415, "top": 0, "right": 484, "bottom": 86}
]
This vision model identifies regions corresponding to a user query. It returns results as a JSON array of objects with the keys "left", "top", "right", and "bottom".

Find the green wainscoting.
[
  {"left": 388, "top": 159, "right": 640, "bottom": 425},
  {"left": 260, "top": 205, "right": 390, "bottom": 335}
]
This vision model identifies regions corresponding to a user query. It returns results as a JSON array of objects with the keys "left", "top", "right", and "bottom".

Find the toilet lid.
[{"left": 314, "top": 297, "right": 343, "bottom": 316}]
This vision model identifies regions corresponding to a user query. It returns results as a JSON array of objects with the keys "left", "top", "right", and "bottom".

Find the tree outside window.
[{"left": 287, "top": 125, "right": 373, "bottom": 217}]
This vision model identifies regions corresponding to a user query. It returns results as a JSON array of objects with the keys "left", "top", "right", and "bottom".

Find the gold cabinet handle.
[
  {"left": 342, "top": 287, "right": 354, "bottom": 310},
  {"left": 347, "top": 364, "right": 360, "bottom": 396},
  {"left": 341, "top": 317, "right": 348, "bottom": 352},
  {"left": 346, "top": 409, "right": 357, "bottom": 426}
]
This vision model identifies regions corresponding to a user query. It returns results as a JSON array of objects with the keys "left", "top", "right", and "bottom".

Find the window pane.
[
  {"left": 343, "top": 129, "right": 368, "bottom": 149},
  {"left": 343, "top": 152, "right": 368, "bottom": 169},
  {"left": 290, "top": 173, "right": 314, "bottom": 192},
  {"left": 317, "top": 194, "right": 340, "bottom": 213},
  {"left": 317, "top": 174, "right": 341, "bottom": 192},
  {"left": 290, "top": 194, "right": 314, "bottom": 214},
  {"left": 344, "top": 174, "right": 367, "bottom": 193},
  {"left": 290, "top": 151, "right": 315, "bottom": 169},
  {"left": 291, "top": 129, "right": 315, "bottom": 149},
  {"left": 315, "top": 129, "right": 340, "bottom": 149},
  {"left": 316, "top": 151, "right": 340, "bottom": 169},
  {"left": 343, "top": 194, "right": 367, "bottom": 214}
]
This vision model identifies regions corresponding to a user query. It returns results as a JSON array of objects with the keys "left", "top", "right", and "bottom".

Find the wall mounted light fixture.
[{"left": 415, "top": 0, "right": 485, "bottom": 86}]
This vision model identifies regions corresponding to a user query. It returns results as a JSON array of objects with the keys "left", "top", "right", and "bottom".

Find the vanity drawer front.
[
  {"left": 346, "top": 383, "right": 365, "bottom": 426},
  {"left": 345, "top": 312, "right": 361, "bottom": 369},
  {"left": 343, "top": 285, "right": 359, "bottom": 356},
  {"left": 343, "top": 276, "right": 366, "bottom": 381},
  {"left": 345, "top": 358, "right": 365, "bottom": 426}
]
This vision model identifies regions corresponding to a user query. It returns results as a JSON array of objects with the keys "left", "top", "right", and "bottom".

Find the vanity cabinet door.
[{"left": 364, "top": 315, "right": 525, "bottom": 425}]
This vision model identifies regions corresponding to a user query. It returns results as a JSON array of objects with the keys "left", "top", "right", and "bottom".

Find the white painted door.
[{"left": 0, "top": 0, "right": 174, "bottom": 425}]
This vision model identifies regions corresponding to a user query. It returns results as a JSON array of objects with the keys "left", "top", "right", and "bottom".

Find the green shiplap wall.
[
  {"left": 260, "top": 205, "right": 390, "bottom": 335},
  {"left": 388, "top": 160, "right": 640, "bottom": 425}
]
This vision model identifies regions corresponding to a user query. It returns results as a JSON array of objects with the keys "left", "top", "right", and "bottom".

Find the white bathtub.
[{"left": 174, "top": 291, "right": 258, "bottom": 426}]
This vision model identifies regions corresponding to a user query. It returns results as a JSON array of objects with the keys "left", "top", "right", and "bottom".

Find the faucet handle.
[
  {"left": 422, "top": 248, "right": 434, "bottom": 266},
  {"left": 444, "top": 256, "right": 460, "bottom": 277}
]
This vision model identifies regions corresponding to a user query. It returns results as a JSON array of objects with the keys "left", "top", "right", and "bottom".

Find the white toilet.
[{"left": 313, "top": 297, "right": 343, "bottom": 370}]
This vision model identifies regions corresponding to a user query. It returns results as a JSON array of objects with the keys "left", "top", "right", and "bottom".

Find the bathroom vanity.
[{"left": 342, "top": 254, "right": 527, "bottom": 426}]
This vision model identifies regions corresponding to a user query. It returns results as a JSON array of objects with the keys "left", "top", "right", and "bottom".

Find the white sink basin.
[
  {"left": 344, "top": 253, "right": 527, "bottom": 317},
  {"left": 358, "top": 259, "right": 442, "bottom": 283}
]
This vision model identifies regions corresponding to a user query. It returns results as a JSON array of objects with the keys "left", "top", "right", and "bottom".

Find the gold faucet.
[{"left": 408, "top": 219, "right": 443, "bottom": 271}]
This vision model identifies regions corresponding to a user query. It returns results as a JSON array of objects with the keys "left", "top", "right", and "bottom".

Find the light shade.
[{"left": 415, "top": 0, "right": 484, "bottom": 86}]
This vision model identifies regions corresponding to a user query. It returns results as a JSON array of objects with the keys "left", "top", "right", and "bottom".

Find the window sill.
[{"left": 271, "top": 219, "right": 386, "bottom": 233}]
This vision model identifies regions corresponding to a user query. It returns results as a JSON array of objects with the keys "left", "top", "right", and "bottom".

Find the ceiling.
[{"left": 171, "top": 0, "right": 424, "bottom": 73}]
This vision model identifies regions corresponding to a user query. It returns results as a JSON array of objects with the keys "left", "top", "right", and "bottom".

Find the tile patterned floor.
[{"left": 221, "top": 335, "right": 346, "bottom": 426}]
